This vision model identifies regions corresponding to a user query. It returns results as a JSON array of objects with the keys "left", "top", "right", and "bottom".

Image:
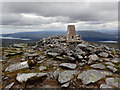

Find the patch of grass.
[{"left": 84, "top": 65, "right": 91, "bottom": 70}]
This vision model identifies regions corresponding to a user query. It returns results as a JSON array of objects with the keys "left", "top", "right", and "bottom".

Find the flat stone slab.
[
  {"left": 99, "top": 52, "right": 108, "bottom": 57},
  {"left": 64, "top": 56, "right": 76, "bottom": 61},
  {"left": 27, "top": 53, "right": 38, "bottom": 57},
  {"left": 58, "top": 70, "right": 78, "bottom": 84},
  {"left": 53, "top": 70, "right": 61, "bottom": 79},
  {"left": 5, "top": 61, "right": 29, "bottom": 72},
  {"left": 111, "top": 58, "right": 119, "bottom": 63},
  {"left": 90, "top": 63, "right": 105, "bottom": 69},
  {"left": 61, "top": 82, "right": 70, "bottom": 88},
  {"left": 77, "top": 69, "right": 105, "bottom": 85},
  {"left": 60, "top": 63, "right": 77, "bottom": 69},
  {"left": 98, "top": 70, "right": 113, "bottom": 76},
  {"left": 16, "top": 73, "right": 47, "bottom": 83},
  {"left": 106, "top": 78, "right": 119, "bottom": 87},
  {"left": 4, "top": 82, "right": 14, "bottom": 89},
  {"left": 107, "top": 66, "right": 117, "bottom": 73},
  {"left": 89, "top": 54, "right": 99, "bottom": 61},
  {"left": 39, "top": 66, "right": 47, "bottom": 71},
  {"left": 47, "top": 52, "right": 59, "bottom": 57},
  {"left": 105, "top": 62, "right": 114, "bottom": 66},
  {"left": 100, "top": 84, "right": 113, "bottom": 88}
]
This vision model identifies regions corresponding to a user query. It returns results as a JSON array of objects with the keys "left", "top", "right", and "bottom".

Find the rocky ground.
[{"left": 1, "top": 35, "right": 120, "bottom": 89}]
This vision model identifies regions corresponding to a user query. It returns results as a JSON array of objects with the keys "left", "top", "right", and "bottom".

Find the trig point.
[{"left": 66, "top": 25, "right": 76, "bottom": 42}]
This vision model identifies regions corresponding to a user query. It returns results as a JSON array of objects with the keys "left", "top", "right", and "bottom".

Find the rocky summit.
[{"left": 1, "top": 35, "right": 120, "bottom": 89}]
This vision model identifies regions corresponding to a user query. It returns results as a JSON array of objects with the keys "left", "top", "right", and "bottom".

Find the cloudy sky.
[{"left": 1, "top": 2, "right": 118, "bottom": 34}]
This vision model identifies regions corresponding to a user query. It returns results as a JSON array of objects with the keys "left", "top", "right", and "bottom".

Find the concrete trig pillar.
[{"left": 66, "top": 25, "right": 76, "bottom": 42}]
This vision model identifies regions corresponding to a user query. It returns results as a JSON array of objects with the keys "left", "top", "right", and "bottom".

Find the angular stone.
[
  {"left": 107, "top": 66, "right": 117, "bottom": 73},
  {"left": 60, "top": 63, "right": 77, "bottom": 69},
  {"left": 100, "top": 84, "right": 113, "bottom": 88},
  {"left": 5, "top": 61, "right": 29, "bottom": 72},
  {"left": 90, "top": 63, "right": 105, "bottom": 69},
  {"left": 65, "top": 56, "right": 75, "bottom": 61},
  {"left": 89, "top": 54, "right": 99, "bottom": 61},
  {"left": 105, "top": 62, "right": 114, "bottom": 66},
  {"left": 77, "top": 55, "right": 83, "bottom": 59},
  {"left": 98, "top": 70, "right": 113, "bottom": 76},
  {"left": 75, "top": 49, "right": 85, "bottom": 56},
  {"left": 16, "top": 73, "right": 47, "bottom": 83},
  {"left": 61, "top": 82, "right": 70, "bottom": 88},
  {"left": 58, "top": 70, "right": 78, "bottom": 84},
  {"left": 106, "top": 78, "right": 119, "bottom": 87},
  {"left": 38, "top": 60, "right": 43, "bottom": 64},
  {"left": 99, "top": 52, "right": 108, "bottom": 57},
  {"left": 77, "top": 69, "right": 105, "bottom": 85},
  {"left": 27, "top": 53, "right": 38, "bottom": 57},
  {"left": 56, "top": 56, "right": 64, "bottom": 60},
  {"left": 47, "top": 52, "right": 58, "bottom": 57},
  {"left": 76, "top": 44, "right": 87, "bottom": 49},
  {"left": 4, "top": 82, "right": 14, "bottom": 89},
  {"left": 111, "top": 58, "right": 119, "bottom": 63},
  {"left": 79, "top": 63, "right": 85, "bottom": 67},
  {"left": 39, "top": 66, "right": 47, "bottom": 71},
  {"left": 104, "top": 59, "right": 110, "bottom": 61},
  {"left": 53, "top": 71, "right": 61, "bottom": 79}
]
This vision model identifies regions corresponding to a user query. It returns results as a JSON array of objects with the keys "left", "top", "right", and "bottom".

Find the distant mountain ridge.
[{"left": 2, "top": 30, "right": 118, "bottom": 42}]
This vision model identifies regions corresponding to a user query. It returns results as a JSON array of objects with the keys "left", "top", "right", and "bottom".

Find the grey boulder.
[
  {"left": 100, "top": 84, "right": 113, "bottom": 88},
  {"left": 107, "top": 66, "right": 117, "bottom": 73},
  {"left": 60, "top": 63, "right": 77, "bottom": 69},
  {"left": 90, "top": 63, "right": 105, "bottom": 69},
  {"left": 5, "top": 61, "right": 29, "bottom": 72},
  {"left": 89, "top": 54, "right": 99, "bottom": 61},
  {"left": 99, "top": 52, "right": 108, "bottom": 57},
  {"left": 106, "top": 78, "right": 119, "bottom": 87},
  {"left": 16, "top": 73, "right": 47, "bottom": 83},
  {"left": 58, "top": 70, "right": 78, "bottom": 84},
  {"left": 77, "top": 69, "right": 105, "bottom": 85}
]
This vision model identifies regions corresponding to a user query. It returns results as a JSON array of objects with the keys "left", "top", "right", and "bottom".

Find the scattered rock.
[
  {"left": 106, "top": 78, "right": 119, "bottom": 87},
  {"left": 76, "top": 44, "right": 87, "bottom": 49},
  {"left": 53, "top": 71, "right": 61, "bottom": 79},
  {"left": 77, "top": 55, "right": 83, "bottom": 59},
  {"left": 111, "top": 58, "right": 119, "bottom": 63},
  {"left": 61, "top": 82, "right": 70, "bottom": 88},
  {"left": 60, "top": 63, "right": 77, "bottom": 69},
  {"left": 39, "top": 66, "right": 47, "bottom": 71},
  {"left": 105, "top": 62, "right": 114, "bottom": 66},
  {"left": 4, "top": 82, "right": 14, "bottom": 89},
  {"left": 64, "top": 56, "right": 75, "bottom": 61},
  {"left": 90, "top": 63, "right": 105, "bottom": 69},
  {"left": 27, "top": 53, "right": 38, "bottom": 57},
  {"left": 98, "top": 70, "right": 113, "bottom": 76},
  {"left": 16, "top": 73, "right": 47, "bottom": 83},
  {"left": 107, "top": 66, "right": 117, "bottom": 73},
  {"left": 56, "top": 56, "right": 64, "bottom": 60},
  {"left": 58, "top": 70, "right": 78, "bottom": 84},
  {"left": 79, "top": 63, "right": 85, "bottom": 67},
  {"left": 47, "top": 52, "right": 59, "bottom": 57},
  {"left": 99, "top": 52, "right": 108, "bottom": 57},
  {"left": 77, "top": 69, "right": 105, "bottom": 85},
  {"left": 5, "top": 61, "right": 29, "bottom": 72},
  {"left": 38, "top": 60, "right": 44, "bottom": 64},
  {"left": 100, "top": 84, "right": 113, "bottom": 88},
  {"left": 104, "top": 59, "right": 110, "bottom": 61},
  {"left": 89, "top": 54, "right": 99, "bottom": 61}
]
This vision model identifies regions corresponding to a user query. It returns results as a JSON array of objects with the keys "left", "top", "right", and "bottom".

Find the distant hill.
[
  {"left": 77, "top": 31, "right": 117, "bottom": 41},
  {"left": 2, "top": 31, "right": 65, "bottom": 41},
  {"left": 2, "top": 31, "right": 117, "bottom": 42}
]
